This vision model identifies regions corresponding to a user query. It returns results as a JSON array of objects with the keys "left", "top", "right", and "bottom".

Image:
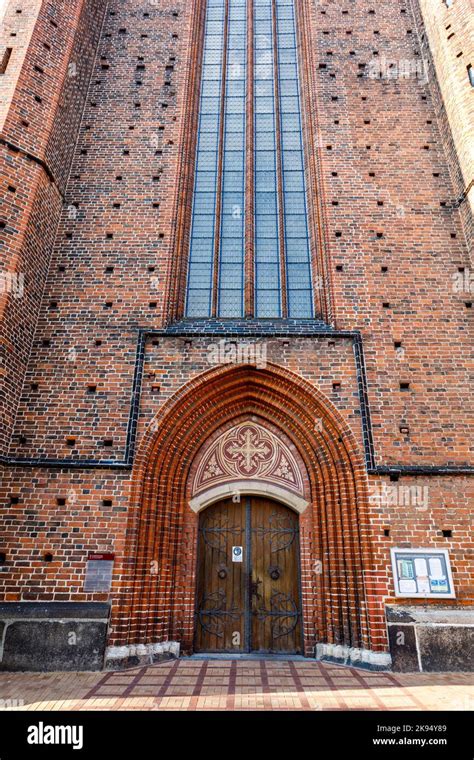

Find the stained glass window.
[{"left": 185, "top": 0, "right": 314, "bottom": 319}]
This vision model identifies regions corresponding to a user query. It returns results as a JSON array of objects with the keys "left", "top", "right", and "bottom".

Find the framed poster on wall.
[{"left": 390, "top": 548, "right": 455, "bottom": 599}]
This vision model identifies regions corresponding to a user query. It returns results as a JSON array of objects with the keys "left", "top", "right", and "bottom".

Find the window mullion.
[
  {"left": 211, "top": 0, "right": 230, "bottom": 317},
  {"left": 244, "top": 0, "right": 255, "bottom": 317},
  {"left": 271, "top": 0, "right": 288, "bottom": 318}
]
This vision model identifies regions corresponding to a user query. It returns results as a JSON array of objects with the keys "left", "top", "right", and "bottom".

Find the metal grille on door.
[{"left": 194, "top": 496, "right": 302, "bottom": 653}]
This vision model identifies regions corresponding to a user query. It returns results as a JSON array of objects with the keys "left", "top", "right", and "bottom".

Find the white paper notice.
[
  {"left": 399, "top": 579, "right": 417, "bottom": 593},
  {"left": 414, "top": 558, "right": 428, "bottom": 576},
  {"left": 429, "top": 557, "right": 444, "bottom": 578},
  {"left": 417, "top": 577, "right": 430, "bottom": 593}
]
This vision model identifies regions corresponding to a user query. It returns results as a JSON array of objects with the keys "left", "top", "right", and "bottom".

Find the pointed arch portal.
[{"left": 109, "top": 363, "right": 387, "bottom": 664}]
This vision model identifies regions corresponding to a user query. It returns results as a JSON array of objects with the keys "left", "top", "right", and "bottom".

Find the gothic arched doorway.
[
  {"left": 195, "top": 496, "right": 302, "bottom": 654},
  {"left": 108, "top": 363, "right": 385, "bottom": 667}
]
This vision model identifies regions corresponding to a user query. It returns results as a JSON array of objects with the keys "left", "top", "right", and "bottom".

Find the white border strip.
[
  {"left": 190, "top": 480, "right": 308, "bottom": 513},
  {"left": 316, "top": 643, "right": 392, "bottom": 669}
]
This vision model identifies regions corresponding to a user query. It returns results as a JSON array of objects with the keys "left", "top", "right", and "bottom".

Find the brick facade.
[
  {"left": 416, "top": 0, "right": 473, "bottom": 251},
  {"left": 0, "top": 0, "right": 472, "bottom": 672}
]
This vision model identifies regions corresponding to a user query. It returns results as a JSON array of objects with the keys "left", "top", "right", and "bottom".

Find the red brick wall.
[
  {"left": 415, "top": 0, "right": 474, "bottom": 252},
  {"left": 4, "top": 0, "right": 471, "bottom": 465},
  {"left": 369, "top": 475, "right": 474, "bottom": 607},
  {"left": 0, "top": 0, "right": 42, "bottom": 135},
  {"left": 0, "top": 0, "right": 472, "bottom": 660},
  {"left": 0, "top": 0, "right": 107, "bottom": 453}
]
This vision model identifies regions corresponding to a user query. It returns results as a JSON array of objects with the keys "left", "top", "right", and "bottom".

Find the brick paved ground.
[{"left": 0, "top": 660, "right": 473, "bottom": 711}]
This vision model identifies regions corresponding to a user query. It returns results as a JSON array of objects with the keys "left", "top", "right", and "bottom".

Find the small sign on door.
[{"left": 232, "top": 546, "right": 243, "bottom": 563}]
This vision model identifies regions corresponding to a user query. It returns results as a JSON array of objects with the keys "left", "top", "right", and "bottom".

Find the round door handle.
[
  {"left": 270, "top": 568, "right": 280, "bottom": 580},
  {"left": 217, "top": 568, "right": 228, "bottom": 579}
]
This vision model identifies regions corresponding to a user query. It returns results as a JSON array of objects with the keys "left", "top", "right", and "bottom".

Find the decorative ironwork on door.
[{"left": 194, "top": 496, "right": 302, "bottom": 653}]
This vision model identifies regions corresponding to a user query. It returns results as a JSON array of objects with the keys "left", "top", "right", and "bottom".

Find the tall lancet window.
[{"left": 186, "top": 0, "right": 314, "bottom": 319}]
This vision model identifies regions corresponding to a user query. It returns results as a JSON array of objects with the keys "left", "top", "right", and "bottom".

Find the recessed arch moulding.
[{"left": 106, "top": 363, "right": 390, "bottom": 669}]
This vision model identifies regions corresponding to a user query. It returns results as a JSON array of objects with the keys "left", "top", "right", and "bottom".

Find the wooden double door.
[{"left": 194, "top": 496, "right": 302, "bottom": 653}]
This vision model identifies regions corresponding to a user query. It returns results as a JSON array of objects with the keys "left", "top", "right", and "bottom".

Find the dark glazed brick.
[{"left": 0, "top": 602, "right": 110, "bottom": 620}]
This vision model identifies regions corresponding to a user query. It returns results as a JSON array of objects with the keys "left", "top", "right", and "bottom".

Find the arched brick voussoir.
[
  {"left": 136, "top": 361, "right": 365, "bottom": 477},
  {"left": 112, "top": 362, "right": 378, "bottom": 655}
]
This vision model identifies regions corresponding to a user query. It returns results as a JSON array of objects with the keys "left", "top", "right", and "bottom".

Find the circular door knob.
[
  {"left": 270, "top": 567, "right": 280, "bottom": 580},
  {"left": 217, "top": 568, "right": 228, "bottom": 579}
]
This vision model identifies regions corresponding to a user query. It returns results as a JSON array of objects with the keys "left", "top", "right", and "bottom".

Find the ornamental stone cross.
[{"left": 226, "top": 428, "right": 271, "bottom": 473}]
